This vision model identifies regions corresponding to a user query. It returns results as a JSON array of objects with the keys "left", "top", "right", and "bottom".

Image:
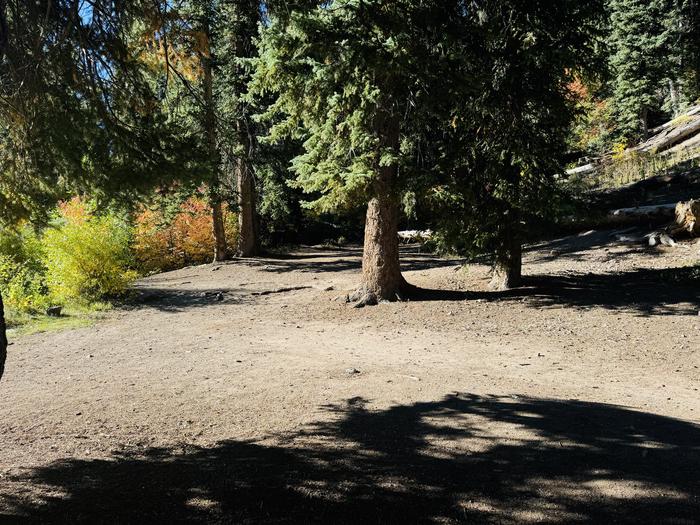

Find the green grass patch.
[{"left": 6, "top": 303, "right": 112, "bottom": 338}]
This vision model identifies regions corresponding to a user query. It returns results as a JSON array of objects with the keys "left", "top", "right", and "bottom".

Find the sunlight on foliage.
[
  {"left": 0, "top": 226, "right": 48, "bottom": 315},
  {"left": 43, "top": 199, "right": 138, "bottom": 304},
  {"left": 133, "top": 197, "right": 238, "bottom": 273}
]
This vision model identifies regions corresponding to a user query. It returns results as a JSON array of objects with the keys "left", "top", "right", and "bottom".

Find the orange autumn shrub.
[
  {"left": 134, "top": 197, "right": 238, "bottom": 273},
  {"left": 56, "top": 196, "right": 92, "bottom": 224}
]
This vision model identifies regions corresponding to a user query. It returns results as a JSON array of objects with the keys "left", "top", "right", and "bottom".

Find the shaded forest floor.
[{"left": 1, "top": 229, "right": 699, "bottom": 523}]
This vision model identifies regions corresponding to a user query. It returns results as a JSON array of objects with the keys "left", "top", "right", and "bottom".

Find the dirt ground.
[{"left": 1, "top": 229, "right": 699, "bottom": 524}]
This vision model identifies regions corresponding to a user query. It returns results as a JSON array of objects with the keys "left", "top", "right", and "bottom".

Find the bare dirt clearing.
[{"left": 1, "top": 230, "right": 699, "bottom": 523}]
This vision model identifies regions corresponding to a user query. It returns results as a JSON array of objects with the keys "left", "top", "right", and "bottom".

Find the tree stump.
[{"left": 674, "top": 199, "right": 700, "bottom": 237}]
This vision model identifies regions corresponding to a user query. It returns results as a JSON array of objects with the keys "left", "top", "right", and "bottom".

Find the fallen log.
[
  {"left": 606, "top": 200, "right": 699, "bottom": 242},
  {"left": 636, "top": 117, "right": 700, "bottom": 154},
  {"left": 567, "top": 105, "right": 700, "bottom": 178},
  {"left": 649, "top": 104, "right": 700, "bottom": 135},
  {"left": 608, "top": 203, "right": 677, "bottom": 225},
  {"left": 566, "top": 163, "right": 597, "bottom": 177},
  {"left": 649, "top": 106, "right": 700, "bottom": 135},
  {"left": 398, "top": 229, "right": 433, "bottom": 243},
  {"left": 660, "top": 131, "right": 700, "bottom": 156}
]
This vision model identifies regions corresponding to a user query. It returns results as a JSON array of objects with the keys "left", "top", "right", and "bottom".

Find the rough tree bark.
[
  {"left": 674, "top": 199, "right": 700, "bottom": 236},
  {"left": 352, "top": 117, "right": 410, "bottom": 304},
  {"left": 211, "top": 199, "right": 227, "bottom": 262},
  {"left": 236, "top": 157, "right": 259, "bottom": 257},
  {"left": 490, "top": 230, "right": 522, "bottom": 291},
  {"left": 490, "top": 164, "right": 522, "bottom": 291},
  {"left": 202, "top": 12, "right": 227, "bottom": 262},
  {"left": 0, "top": 293, "right": 7, "bottom": 381},
  {"left": 359, "top": 170, "right": 409, "bottom": 301}
]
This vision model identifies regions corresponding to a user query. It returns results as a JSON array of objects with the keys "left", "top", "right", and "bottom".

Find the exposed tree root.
[{"left": 348, "top": 281, "right": 418, "bottom": 308}]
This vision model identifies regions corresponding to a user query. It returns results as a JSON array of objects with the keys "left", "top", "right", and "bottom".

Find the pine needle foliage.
[
  {"left": 428, "top": 0, "right": 606, "bottom": 258},
  {"left": 0, "top": 1, "right": 191, "bottom": 224},
  {"left": 252, "top": 0, "right": 475, "bottom": 213}
]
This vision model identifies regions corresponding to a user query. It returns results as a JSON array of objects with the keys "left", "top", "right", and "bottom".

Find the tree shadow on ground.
[
  {"left": 124, "top": 287, "right": 248, "bottom": 313},
  {"left": 525, "top": 228, "right": 664, "bottom": 263},
  {"left": 412, "top": 266, "right": 700, "bottom": 317},
  {"left": 256, "top": 245, "right": 462, "bottom": 274},
  {"left": 2, "top": 394, "right": 698, "bottom": 524}
]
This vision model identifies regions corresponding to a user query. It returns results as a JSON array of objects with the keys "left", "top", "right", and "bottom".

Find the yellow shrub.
[
  {"left": 611, "top": 142, "right": 628, "bottom": 160},
  {"left": 43, "top": 198, "right": 137, "bottom": 303},
  {"left": 0, "top": 225, "right": 49, "bottom": 314}
]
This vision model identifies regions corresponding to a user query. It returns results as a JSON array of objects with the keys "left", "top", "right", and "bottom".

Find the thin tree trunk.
[
  {"left": 640, "top": 106, "right": 649, "bottom": 139},
  {"left": 236, "top": 157, "right": 259, "bottom": 257},
  {"left": 210, "top": 196, "right": 228, "bottom": 262},
  {"left": 202, "top": 11, "right": 227, "bottom": 262},
  {"left": 0, "top": 293, "right": 7, "bottom": 381},
  {"left": 669, "top": 78, "right": 680, "bottom": 116},
  {"left": 211, "top": 199, "right": 227, "bottom": 262},
  {"left": 490, "top": 164, "right": 522, "bottom": 291}
]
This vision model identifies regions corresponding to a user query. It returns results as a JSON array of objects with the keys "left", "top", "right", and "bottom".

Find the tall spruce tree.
[
  {"left": 608, "top": 0, "right": 677, "bottom": 139},
  {"left": 201, "top": 2, "right": 229, "bottom": 261},
  {"left": 218, "top": 1, "right": 262, "bottom": 256},
  {"left": 149, "top": 0, "right": 263, "bottom": 258},
  {"left": 432, "top": 0, "right": 606, "bottom": 289},
  {"left": 678, "top": 0, "right": 700, "bottom": 100},
  {"left": 253, "top": 0, "right": 473, "bottom": 302}
]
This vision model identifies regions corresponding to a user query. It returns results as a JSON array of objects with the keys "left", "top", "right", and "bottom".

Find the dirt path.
[{"left": 1, "top": 231, "right": 699, "bottom": 523}]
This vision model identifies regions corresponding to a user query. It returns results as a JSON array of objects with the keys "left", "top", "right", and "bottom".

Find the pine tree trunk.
[
  {"left": 640, "top": 106, "right": 649, "bottom": 139},
  {"left": 237, "top": 158, "right": 259, "bottom": 257},
  {"left": 353, "top": 115, "right": 410, "bottom": 303},
  {"left": 669, "top": 78, "right": 680, "bottom": 116},
  {"left": 359, "top": 164, "right": 409, "bottom": 301},
  {"left": 211, "top": 199, "right": 227, "bottom": 262},
  {"left": 489, "top": 233, "right": 522, "bottom": 291},
  {"left": 0, "top": 292, "right": 7, "bottom": 381},
  {"left": 201, "top": 12, "right": 227, "bottom": 263},
  {"left": 490, "top": 164, "right": 522, "bottom": 291}
]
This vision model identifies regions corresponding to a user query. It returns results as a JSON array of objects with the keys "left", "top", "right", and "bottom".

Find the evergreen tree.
[
  {"left": 253, "top": 0, "right": 473, "bottom": 302},
  {"left": 678, "top": 0, "right": 700, "bottom": 100},
  {"left": 147, "top": 0, "right": 263, "bottom": 259},
  {"left": 218, "top": 1, "right": 263, "bottom": 256},
  {"left": 432, "top": 0, "right": 606, "bottom": 289},
  {"left": 608, "top": 0, "right": 677, "bottom": 139},
  {"left": 0, "top": 1, "right": 187, "bottom": 223},
  {"left": 201, "top": 1, "right": 230, "bottom": 261}
]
